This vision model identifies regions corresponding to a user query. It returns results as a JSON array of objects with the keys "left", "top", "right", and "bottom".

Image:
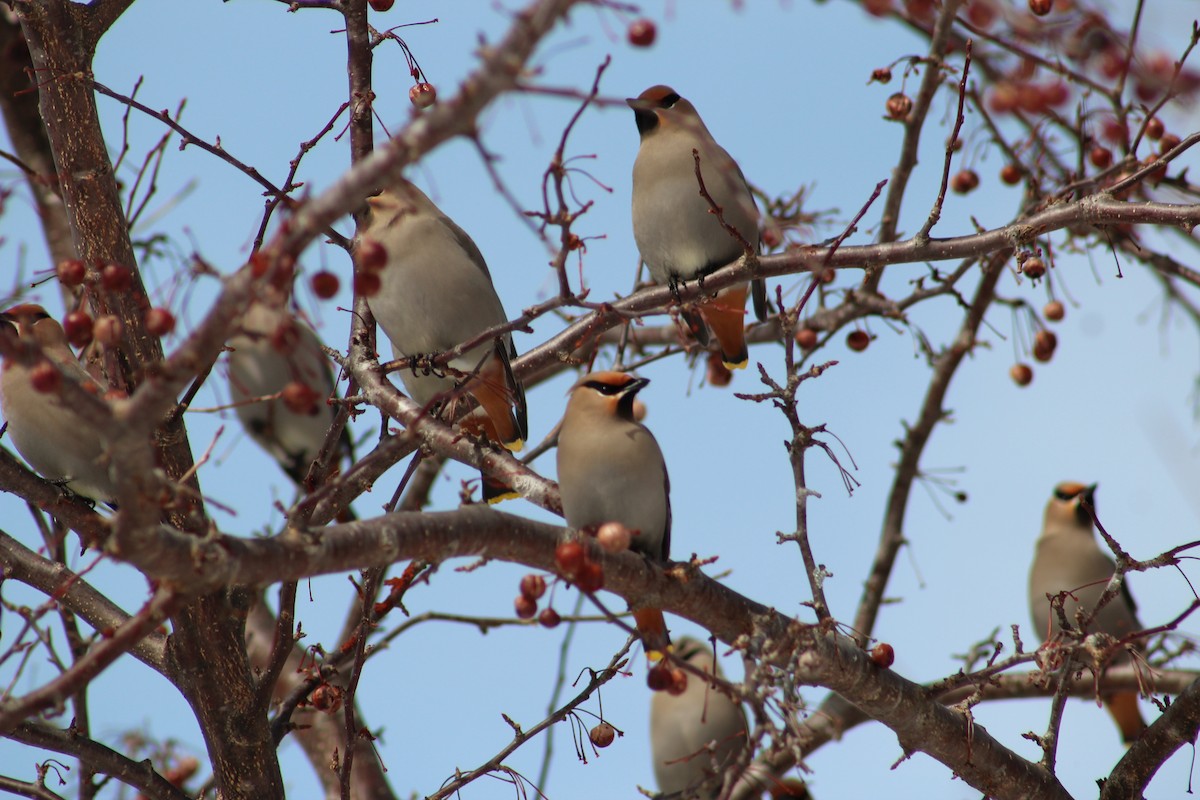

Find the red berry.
[
  {"left": 144, "top": 307, "right": 176, "bottom": 336},
  {"left": 1010, "top": 363, "right": 1033, "bottom": 386},
  {"left": 368, "top": 0, "right": 394, "bottom": 10},
  {"left": 589, "top": 722, "right": 616, "bottom": 748},
  {"left": 667, "top": 668, "right": 688, "bottom": 696},
  {"left": 950, "top": 169, "right": 980, "bottom": 194},
  {"left": 795, "top": 328, "right": 818, "bottom": 350},
  {"left": 281, "top": 381, "right": 321, "bottom": 416},
  {"left": 1022, "top": 256, "right": 1046, "bottom": 279},
  {"left": 554, "top": 540, "right": 585, "bottom": 577},
  {"left": 538, "top": 608, "right": 561, "bottom": 629},
  {"left": 1159, "top": 133, "right": 1181, "bottom": 154},
  {"left": 574, "top": 560, "right": 604, "bottom": 593},
  {"left": 1089, "top": 146, "right": 1113, "bottom": 169},
  {"left": 514, "top": 595, "right": 537, "bottom": 620},
  {"left": 988, "top": 83, "right": 1019, "bottom": 114},
  {"left": 596, "top": 521, "right": 632, "bottom": 554},
  {"left": 885, "top": 93, "right": 912, "bottom": 120},
  {"left": 870, "top": 67, "right": 893, "bottom": 85},
  {"left": 409, "top": 82, "right": 437, "bottom": 109},
  {"left": 627, "top": 18, "right": 656, "bottom": 47},
  {"left": 966, "top": 0, "right": 997, "bottom": 28},
  {"left": 356, "top": 238, "right": 388, "bottom": 273},
  {"left": 56, "top": 259, "right": 86, "bottom": 287},
  {"left": 863, "top": 0, "right": 894, "bottom": 16},
  {"left": 1145, "top": 116, "right": 1164, "bottom": 141},
  {"left": 1043, "top": 300, "right": 1065, "bottom": 322},
  {"left": 100, "top": 263, "right": 133, "bottom": 292},
  {"left": 706, "top": 351, "right": 732, "bottom": 388},
  {"left": 311, "top": 683, "right": 344, "bottom": 713},
  {"left": 870, "top": 642, "right": 895, "bottom": 668},
  {"left": 310, "top": 271, "right": 339, "bottom": 299},
  {"left": 1028, "top": 0, "right": 1052, "bottom": 16},
  {"left": 63, "top": 311, "right": 93, "bottom": 348},
  {"left": 999, "top": 164, "right": 1022, "bottom": 185},
  {"left": 30, "top": 361, "right": 60, "bottom": 393},
  {"left": 1033, "top": 329, "right": 1058, "bottom": 362},
  {"left": 647, "top": 663, "right": 674, "bottom": 692},
  {"left": 269, "top": 320, "right": 299, "bottom": 354},
  {"left": 354, "top": 271, "right": 381, "bottom": 297},
  {"left": 519, "top": 574, "right": 546, "bottom": 601},
  {"left": 93, "top": 315, "right": 123, "bottom": 347},
  {"left": 847, "top": 330, "right": 870, "bottom": 352}
]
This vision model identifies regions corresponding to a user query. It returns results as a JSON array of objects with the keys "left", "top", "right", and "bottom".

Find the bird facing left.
[{"left": 358, "top": 181, "right": 528, "bottom": 503}]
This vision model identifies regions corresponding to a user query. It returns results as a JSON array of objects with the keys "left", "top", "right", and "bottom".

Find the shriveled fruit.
[
  {"left": 1022, "top": 256, "right": 1046, "bottom": 279},
  {"left": 1010, "top": 363, "right": 1033, "bottom": 386},
  {"left": 951, "top": 169, "right": 980, "bottom": 194},
  {"left": 144, "top": 307, "right": 176, "bottom": 336},
  {"left": 885, "top": 92, "right": 912, "bottom": 120},
  {"left": 514, "top": 595, "right": 537, "bottom": 619},
  {"left": 590, "top": 722, "right": 616, "bottom": 748},
  {"left": 281, "top": 381, "right": 321, "bottom": 415},
  {"left": 520, "top": 574, "right": 547, "bottom": 601},
  {"left": 409, "top": 82, "right": 437, "bottom": 109}
]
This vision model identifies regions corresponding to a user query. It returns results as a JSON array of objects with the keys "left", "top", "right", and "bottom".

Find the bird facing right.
[
  {"left": 1027, "top": 481, "right": 1147, "bottom": 742},
  {"left": 0, "top": 304, "right": 117, "bottom": 506},
  {"left": 650, "top": 636, "right": 749, "bottom": 799},
  {"left": 628, "top": 84, "right": 766, "bottom": 371},
  {"left": 556, "top": 371, "right": 672, "bottom": 661}
]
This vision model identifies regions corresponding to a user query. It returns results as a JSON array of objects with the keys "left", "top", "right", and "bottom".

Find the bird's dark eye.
[
  {"left": 1054, "top": 487, "right": 1078, "bottom": 501},
  {"left": 660, "top": 92, "right": 681, "bottom": 108}
]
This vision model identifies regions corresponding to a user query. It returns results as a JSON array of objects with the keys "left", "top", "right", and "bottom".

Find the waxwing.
[
  {"left": 0, "top": 304, "right": 117, "bottom": 506},
  {"left": 227, "top": 299, "right": 351, "bottom": 488},
  {"left": 1028, "top": 481, "right": 1147, "bottom": 742},
  {"left": 628, "top": 84, "right": 767, "bottom": 371},
  {"left": 360, "top": 182, "right": 528, "bottom": 503},
  {"left": 650, "top": 637, "right": 749, "bottom": 799},
  {"left": 557, "top": 371, "right": 671, "bottom": 659}
]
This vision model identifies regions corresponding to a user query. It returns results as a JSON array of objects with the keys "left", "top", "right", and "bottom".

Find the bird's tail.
[
  {"left": 1104, "top": 691, "right": 1147, "bottom": 744},
  {"left": 633, "top": 607, "right": 672, "bottom": 662},
  {"left": 699, "top": 284, "right": 750, "bottom": 370}
]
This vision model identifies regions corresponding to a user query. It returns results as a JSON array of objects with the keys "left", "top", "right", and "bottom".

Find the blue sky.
[{"left": 2, "top": 1, "right": 1199, "bottom": 797}]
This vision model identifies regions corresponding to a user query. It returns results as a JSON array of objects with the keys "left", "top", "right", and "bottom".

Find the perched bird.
[
  {"left": 0, "top": 304, "right": 117, "bottom": 505},
  {"left": 226, "top": 299, "right": 349, "bottom": 488},
  {"left": 1028, "top": 481, "right": 1147, "bottom": 742},
  {"left": 557, "top": 371, "right": 671, "bottom": 660},
  {"left": 360, "top": 182, "right": 528, "bottom": 503},
  {"left": 628, "top": 84, "right": 767, "bottom": 370},
  {"left": 650, "top": 636, "right": 749, "bottom": 799}
]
